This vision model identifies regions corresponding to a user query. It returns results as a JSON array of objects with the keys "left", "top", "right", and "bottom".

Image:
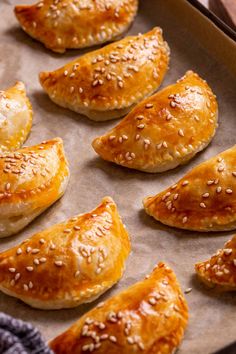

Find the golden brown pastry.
[
  {"left": 15, "top": 0, "right": 138, "bottom": 53},
  {"left": 143, "top": 145, "right": 236, "bottom": 231},
  {"left": 0, "top": 82, "right": 33, "bottom": 152},
  {"left": 39, "top": 27, "right": 170, "bottom": 121},
  {"left": 0, "top": 197, "right": 130, "bottom": 309},
  {"left": 49, "top": 262, "right": 188, "bottom": 353},
  {"left": 0, "top": 138, "right": 69, "bottom": 238},
  {"left": 92, "top": 71, "right": 218, "bottom": 172},
  {"left": 195, "top": 235, "right": 236, "bottom": 291}
]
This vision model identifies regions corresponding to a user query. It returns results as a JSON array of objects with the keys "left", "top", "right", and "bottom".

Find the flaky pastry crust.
[
  {"left": 195, "top": 235, "right": 236, "bottom": 291},
  {"left": 39, "top": 27, "right": 170, "bottom": 120},
  {"left": 49, "top": 262, "right": 188, "bottom": 353},
  {"left": 0, "top": 138, "right": 69, "bottom": 238},
  {"left": 92, "top": 71, "right": 218, "bottom": 172},
  {"left": 143, "top": 145, "right": 236, "bottom": 231},
  {"left": 15, "top": 0, "right": 138, "bottom": 53},
  {"left": 0, "top": 197, "right": 130, "bottom": 309},
  {"left": 0, "top": 82, "right": 33, "bottom": 153}
]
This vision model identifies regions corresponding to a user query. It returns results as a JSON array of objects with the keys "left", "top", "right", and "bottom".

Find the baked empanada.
[
  {"left": 39, "top": 27, "right": 170, "bottom": 121},
  {"left": 143, "top": 145, "right": 236, "bottom": 231},
  {"left": 15, "top": 0, "right": 138, "bottom": 53},
  {"left": 0, "top": 197, "right": 130, "bottom": 309},
  {"left": 49, "top": 262, "right": 188, "bottom": 353},
  {"left": 0, "top": 138, "right": 69, "bottom": 238},
  {"left": 92, "top": 71, "right": 218, "bottom": 172},
  {"left": 195, "top": 235, "right": 236, "bottom": 291},
  {"left": 0, "top": 82, "right": 33, "bottom": 152}
]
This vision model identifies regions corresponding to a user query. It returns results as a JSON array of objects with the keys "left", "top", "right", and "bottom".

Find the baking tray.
[{"left": 0, "top": 0, "right": 236, "bottom": 353}]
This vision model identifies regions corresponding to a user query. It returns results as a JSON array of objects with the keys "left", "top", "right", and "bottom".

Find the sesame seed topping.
[
  {"left": 39, "top": 257, "right": 47, "bottom": 263},
  {"left": 16, "top": 248, "right": 22, "bottom": 255},
  {"left": 223, "top": 249, "right": 232, "bottom": 256},
  {"left": 23, "top": 284, "right": 29, "bottom": 291},
  {"left": 178, "top": 129, "right": 184, "bottom": 137},
  {"left": 182, "top": 216, "right": 188, "bottom": 223},
  {"left": 182, "top": 181, "right": 189, "bottom": 186},
  {"left": 232, "top": 172, "right": 236, "bottom": 177},
  {"left": 109, "top": 336, "right": 117, "bottom": 343},
  {"left": 9, "top": 268, "right": 16, "bottom": 273},
  {"left": 218, "top": 166, "right": 224, "bottom": 172},
  {"left": 226, "top": 188, "right": 233, "bottom": 194},
  {"left": 137, "top": 124, "right": 145, "bottom": 129},
  {"left": 145, "top": 103, "right": 153, "bottom": 109},
  {"left": 109, "top": 135, "right": 116, "bottom": 141},
  {"left": 200, "top": 202, "right": 206, "bottom": 208},
  {"left": 202, "top": 193, "right": 210, "bottom": 198},
  {"left": 26, "top": 266, "right": 34, "bottom": 272},
  {"left": 184, "top": 287, "right": 192, "bottom": 294},
  {"left": 54, "top": 261, "right": 63, "bottom": 267}
]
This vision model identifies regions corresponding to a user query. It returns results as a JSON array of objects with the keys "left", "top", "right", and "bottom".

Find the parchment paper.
[{"left": 0, "top": 1, "right": 236, "bottom": 353}]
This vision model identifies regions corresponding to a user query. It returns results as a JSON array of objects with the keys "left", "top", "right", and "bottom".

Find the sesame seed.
[
  {"left": 182, "top": 216, "right": 188, "bottom": 223},
  {"left": 135, "top": 134, "right": 140, "bottom": 140},
  {"left": 29, "top": 281, "right": 33, "bottom": 289},
  {"left": 182, "top": 181, "right": 189, "bottom": 186},
  {"left": 202, "top": 193, "right": 210, "bottom": 198},
  {"left": 74, "top": 270, "right": 80, "bottom": 278},
  {"left": 39, "top": 257, "right": 47, "bottom": 263},
  {"left": 32, "top": 249, "right": 40, "bottom": 254},
  {"left": 34, "top": 259, "right": 40, "bottom": 265},
  {"left": 109, "top": 336, "right": 117, "bottom": 343},
  {"left": 74, "top": 225, "right": 80, "bottom": 230},
  {"left": 207, "top": 180, "right": 214, "bottom": 185},
  {"left": 223, "top": 249, "right": 232, "bottom": 256},
  {"left": 178, "top": 129, "right": 184, "bottom": 137},
  {"left": 16, "top": 248, "right": 22, "bottom": 255},
  {"left": 15, "top": 273, "right": 21, "bottom": 281},
  {"left": 148, "top": 298, "right": 156, "bottom": 305},
  {"left": 145, "top": 103, "right": 153, "bottom": 109},
  {"left": 233, "top": 260, "right": 236, "bottom": 266},
  {"left": 218, "top": 166, "right": 224, "bottom": 172},
  {"left": 170, "top": 101, "right": 176, "bottom": 108},
  {"left": 232, "top": 172, "right": 236, "bottom": 177},
  {"left": 26, "top": 266, "right": 34, "bottom": 272},
  {"left": 137, "top": 124, "right": 145, "bottom": 129},
  {"left": 9, "top": 268, "right": 16, "bottom": 273},
  {"left": 23, "top": 284, "right": 29, "bottom": 291},
  {"left": 54, "top": 261, "right": 63, "bottom": 267},
  {"left": 70, "top": 86, "right": 75, "bottom": 93},
  {"left": 200, "top": 202, "right": 206, "bottom": 208},
  {"left": 39, "top": 238, "right": 45, "bottom": 244},
  {"left": 109, "top": 135, "right": 116, "bottom": 141},
  {"left": 226, "top": 188, "right": 233, "bottom": 194},
  {"left": 184, "top": 287, "right": 192, "bottom": 294}
]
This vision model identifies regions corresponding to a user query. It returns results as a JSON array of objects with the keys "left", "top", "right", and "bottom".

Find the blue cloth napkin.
[{"left": 0, "top": 312, "right": 53, "bottom": 354}]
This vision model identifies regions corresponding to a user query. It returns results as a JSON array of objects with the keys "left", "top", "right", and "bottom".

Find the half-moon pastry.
[
  {"left": 143, "top": 145, "right": 236, "bottom": 231},
  {"left": 0, "top": 82, "right": 33, "bottom": 152},
  {"left": 92, "top": 71, "right": 218, "bottom": 172},
  {"left": 0, "top": 197, "right": 130, "bottom": 309},
  {"left": 0, "top": 138, "right": 69, "bottom": 238},
  {"left": 49, "top": 262, "right": 188, "bottom": 353},
  {"left": 15, "top": 0, "right": 138, "bottom": 53},
  {"left": 195, "top": 235, "right": 236, "bottom": 291},
  {"left": 39, "top": 27, "right": 170, "bottom": 121}
]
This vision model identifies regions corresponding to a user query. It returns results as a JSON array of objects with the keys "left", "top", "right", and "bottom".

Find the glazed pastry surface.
[
  {"left": 15, "top": 0, "right": 138, "bottom": 53},
  {"left": 92, "top": 71, "right": 218, "bottom": 172},
  {"left": 0, "top": 138, "right": 69, "bottom": 238},
  {"left": 195, "top": 234, "right": 236, "bottom": 291},
  {"left": 143, "top": 145, "right": 236, "bottom": 231},
  {"left": 0, "top": 82, "right": 33, "bottom": 152},
  {"left": 39, "top": 27, "right": 170, "bottom": 120},
  {"left": 49, "top": 262, "right": 188, "bottom": 353},
  {"left": 0, "top": 197, "right": 130, "bottom": 309}
]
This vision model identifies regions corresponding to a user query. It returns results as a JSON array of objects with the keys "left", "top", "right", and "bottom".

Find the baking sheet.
[{"left": 0, "top": 0, "right": 236, "bottom": 353}]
